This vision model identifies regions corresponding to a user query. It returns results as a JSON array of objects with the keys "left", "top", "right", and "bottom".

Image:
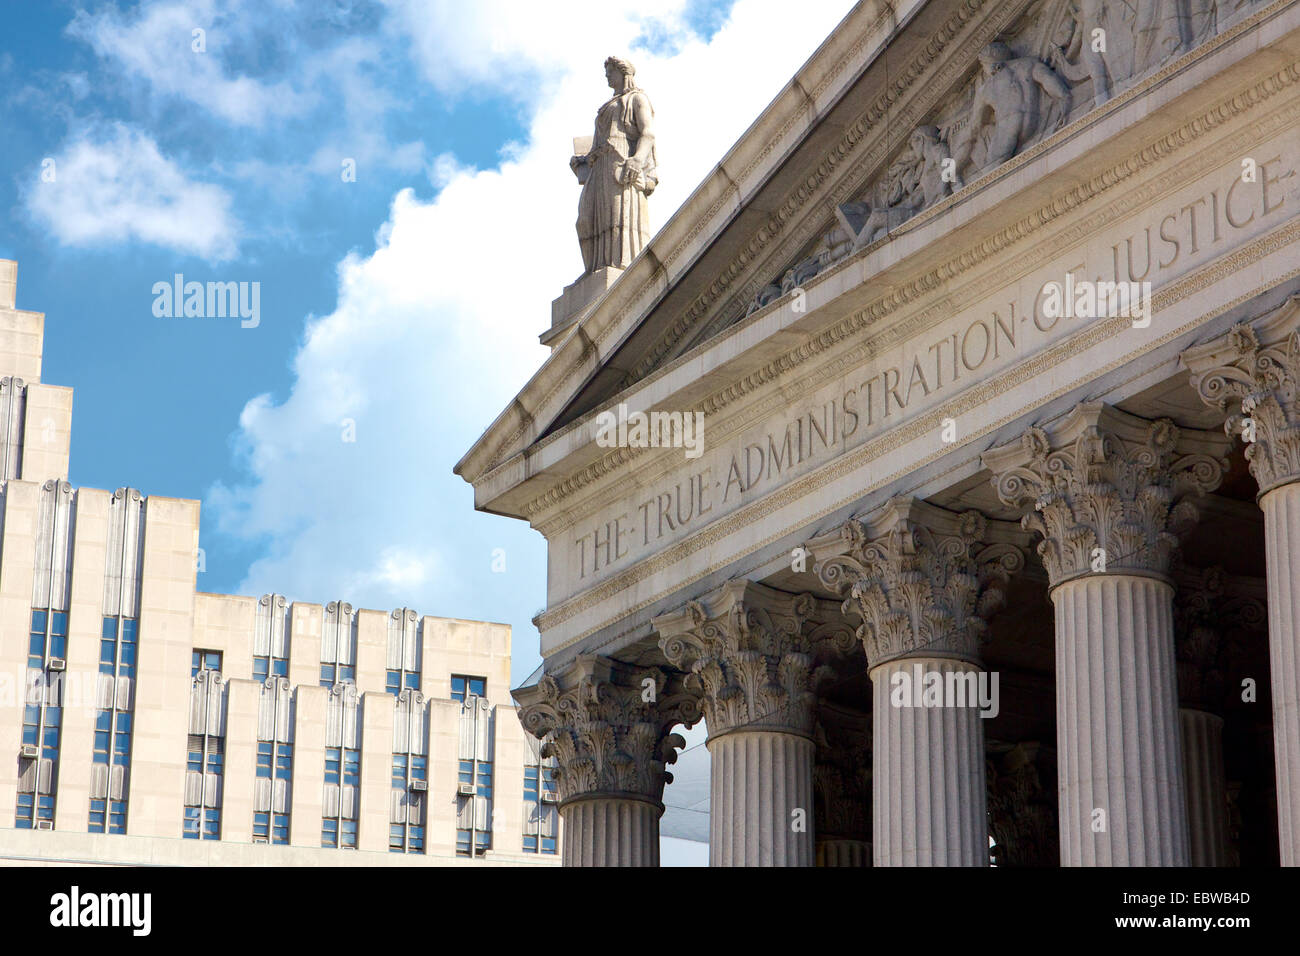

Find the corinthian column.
[
  {"left": 984, "top": 402, "right": 1228, "bottom": 866},
  {"left": 1184, "top": 296, "right": 1300, "bottom": 865},
  {"left": 654, "top": 584, "right": 855, "bottom": 866},
  {"left": 812, "top": 497, "right": 1025, "bottom": 867},
  {"left": 513, "top": 655, "right": 700, "bottom": 867}
]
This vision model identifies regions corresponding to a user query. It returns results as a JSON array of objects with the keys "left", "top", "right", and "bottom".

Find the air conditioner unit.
[
  {"left": 408, "top": 779, "right": 427, "bottom": 792},
  {"left": 48, "top": 658, "right": 66, "bottom": 672},
  {"left": 36, "top": 820, "right": 54, "bottom": 831},
  {"left": 540, "top": 792, "right": 557, "bottom": 805},
  {"left": 457, "top": 783, "right": 475, "bottom": 796},
  {"left": 253, "top": 837, "right": 270, "bottom": 844},
  {"left": 19, "top": 744, "right": 38, "bottom": 760}
]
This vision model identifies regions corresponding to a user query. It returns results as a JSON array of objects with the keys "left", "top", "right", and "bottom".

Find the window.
[
  {"left": 18, "top": 609, "right": 69, "bottom": 829},
  {"left": 90, "top": 616, "right": 138, "bottom": 834},
  {"left": 450, "top": 675, "right": 486, "bottom": 702},
  {"left": 256, "top": 742, "right": 293, "bottom": 780},
  {"left": 254, "top": 812, "right": 290, "bottom": 844},
  {"left": 252, "top": 654, "right": 288, "bottom": 681},
  {"left": 386, "top": 609, "right": 421, "bottom": 697},
  {"left": 390, "top": 689, "right": 427, "bottom": 854},
  {"left": 386, "top": 668, "right": 420, "bottom": 696},
  {"left": 254, "top": 677, "right": 295, "bottom": 846},
  {"left": 185, "top": 656, "right": 225, "bottom": 840},
  {"left": 192, "top": 650, "right": 222, "bottom": 677},
  {"left": 321, "top": 602, "right": 357, "bottom": 688},
  {"left": 522, "top": 741, "right": 559, "bottom": 855},
  {"left": 321, "top": 684, "right": 361, "bottom": 849},
  {"left": 455, "top": 696, "right": 494, "bottom": 857}
]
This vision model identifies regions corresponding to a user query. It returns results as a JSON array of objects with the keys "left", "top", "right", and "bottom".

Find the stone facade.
[
  {"left": 0, "top": 261, "right": 559, "bottom": 866},
  {"left": 460, "top": 0, "right": 1300, "bottom": 865}
]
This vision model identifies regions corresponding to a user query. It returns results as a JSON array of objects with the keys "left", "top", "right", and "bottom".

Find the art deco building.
[
  {"left": 0, "top": 260, "right": 560, "bottom": 866},
  {"left": 459, "top": 0, "right": 1300, "bottom": 866}
]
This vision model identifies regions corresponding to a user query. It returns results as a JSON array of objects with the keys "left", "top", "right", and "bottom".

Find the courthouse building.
[
  {"left": 459, "top": 0, "right": 1300, "bottom": 865},
  {"left": 0, "top": 260, "right": 560, "bottom": 866}
]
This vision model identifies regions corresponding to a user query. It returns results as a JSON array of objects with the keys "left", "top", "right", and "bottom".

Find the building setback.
[
  {"left": 460, "top": 0, "right": 1300, "bottom": 866},
  {"left": 0, "top": 260, "right": 560, "bottom": 866}
]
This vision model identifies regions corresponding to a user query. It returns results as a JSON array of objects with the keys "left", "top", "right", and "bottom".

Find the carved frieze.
[{"left": 742, "top": 0, "right": 1268, "bottom": 320}]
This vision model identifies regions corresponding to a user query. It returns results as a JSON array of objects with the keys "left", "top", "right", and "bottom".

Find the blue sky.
[{"left": 0, "top": 0, "right": 853, "bottom": 699}]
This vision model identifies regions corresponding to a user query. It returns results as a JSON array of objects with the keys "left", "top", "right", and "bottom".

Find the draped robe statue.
[{"left": 571, "top": 57, "right": 657, "bottom": 273}]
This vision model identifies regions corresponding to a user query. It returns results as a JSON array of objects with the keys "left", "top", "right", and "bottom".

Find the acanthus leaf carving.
[
  {"left": 984, "top": 402, "right": 1228, "bottom": 587},
  {"left": 1185, "top": 297, "right": 1300, "bottom": 495},
  {"left": 812, "top": 498, "right": 1024, "bottom": 669},
  {"left": 654, "top": 582, "right": 852, "bottom": 737},
  {"left": 514, "top": 656, "right": 699, "bottom": 806}
]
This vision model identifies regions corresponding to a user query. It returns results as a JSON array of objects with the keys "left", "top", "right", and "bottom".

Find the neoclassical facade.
[{"left": 458, "top": 0, "right": 1300, "bottom": 865}]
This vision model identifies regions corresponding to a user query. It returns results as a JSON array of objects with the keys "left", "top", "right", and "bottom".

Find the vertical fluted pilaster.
[
  {"left": 1263, "top": 482, "right": 1300, "bottom": 865},
  {"left": 1181, "top": 708, "right": 1228, "bottom": 867},
  {"left": 871, "top": 658, "right": 989, "bottom": 866},
  {"left": 560, "top": 796, "right": 660, "bottom": 867},
  {"left": 1053, "top": 575, "right": 1188, "bottom": 865},
  {"left": 816, "top": 839, "right": 870, "bottom": 866},
  {"left": 709, "top": 730, "right": 814, "bottom": 866}
]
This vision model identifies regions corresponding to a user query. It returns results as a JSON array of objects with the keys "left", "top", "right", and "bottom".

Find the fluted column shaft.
[
  {"left": 1053, "top": 574, "right": 1189, "bottom": 865},
  {"left": 1180, "top": 708, "right": 1228, "bottom": 866},
  {"left": 1263, "top": 482, "right": 1300, "bottom": 865},
  {"left": 709, "top": 730, "right": 814, "bottom": 866},
  {"left": 560, "top": 795, "right": 660, "bottom": 867},
  {"left": 871, "top": 657, "right": 988, "bottom": 866}
]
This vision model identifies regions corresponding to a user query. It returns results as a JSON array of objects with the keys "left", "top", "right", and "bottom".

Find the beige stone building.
[
  {"left": 0, "top": 260, "right": 560, "bottom": 866},
  {"left": 460, "top": 0, "right": 1300, "bottom": 866}
]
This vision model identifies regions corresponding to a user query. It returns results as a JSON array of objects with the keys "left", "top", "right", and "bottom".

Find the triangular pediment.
[{"left": 457, "top": 0, "right": 1268, "bottom": 513}]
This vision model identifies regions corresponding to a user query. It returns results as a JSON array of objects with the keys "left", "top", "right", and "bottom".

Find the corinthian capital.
[
  {"left": 983, "top": 402, "right": 1229, "bottom": 587},
  {"left": 808, "top": 497, "right": 1025, "bottom": 669},
  {"left": 653, "top": 581, "right": 853, "bottom": 738},
  {"left": 1183, "top": 296, "right": 1300, "bottom": 496},
  {"left": 513, "top": 655, "right": 700, "bottom": 806}
]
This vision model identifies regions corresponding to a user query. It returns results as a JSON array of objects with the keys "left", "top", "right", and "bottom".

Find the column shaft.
[
  {"left": 871, "top": 658, "right": 988, "bottom": 866},
  {"left": 709, "top": 731, "right": 813, "bottom": 866},
  {"left": 1263, "top": 482, "right": 1300, "bottom": 866},
  {"left": 1180, "top": 708, "right": 1228, "bottom": 866},
  {"left": 560, "top": 796, "right": 659, "bottom": 867},
  {"left": 1054, "top": 574, "right": 1188, "bottom": 865}
]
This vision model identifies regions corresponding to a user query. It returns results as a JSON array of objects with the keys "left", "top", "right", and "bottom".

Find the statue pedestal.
[{"left": 541, "top": 267, "right": 622, "bottom": 348}]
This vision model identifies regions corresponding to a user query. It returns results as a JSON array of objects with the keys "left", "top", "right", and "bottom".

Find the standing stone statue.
[{"left": 571, "top": 57, "right": 657, "bottom": 273}]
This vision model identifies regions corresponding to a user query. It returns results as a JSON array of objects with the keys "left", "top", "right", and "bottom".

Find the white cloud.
[
  {"left": 68, "top": 0, "right": 311, "bottom": 128},
  {"left": 212, "top": 0, "right": 854, "bottom": 682},
  {"left": 26, "top": 123, "right": 239, "bottom": 260}
]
